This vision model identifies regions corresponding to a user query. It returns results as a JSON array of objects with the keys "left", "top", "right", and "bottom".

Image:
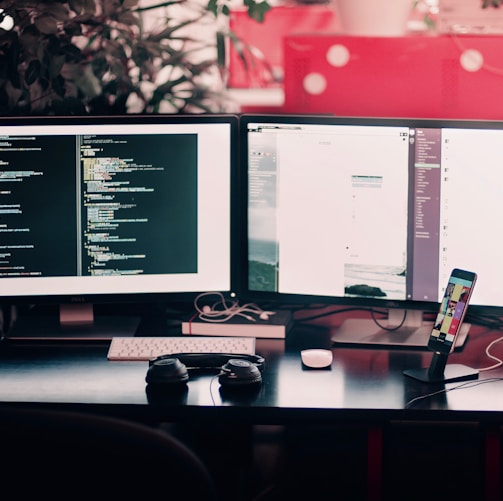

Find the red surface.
[
  {"left": 283, "top": 34, "right": 503, "bottom": 119},
  {"left": 228, "top": 6, "right": 338, "bottom": 88}
]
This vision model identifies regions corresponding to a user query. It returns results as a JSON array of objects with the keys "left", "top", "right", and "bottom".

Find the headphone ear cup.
[
  {"left": 218, "top": 359, "right": 262, "bottom": 388},
  {"left": 145, "top": 357, "right": 189, "bottom": 386}
]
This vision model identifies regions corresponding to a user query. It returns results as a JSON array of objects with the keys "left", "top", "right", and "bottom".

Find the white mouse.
[{"left": 300, "top": 349, "right": 333, "bottom": 369}]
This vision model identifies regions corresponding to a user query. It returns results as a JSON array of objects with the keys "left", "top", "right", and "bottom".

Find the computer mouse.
[{"left": 300, "top": 349, "right": 333, "bottom": 369}]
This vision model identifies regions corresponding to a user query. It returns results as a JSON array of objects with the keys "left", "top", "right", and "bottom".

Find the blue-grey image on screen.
[
  {"left": 344, "top": 264, "right": 406, "bottom": 299},
  {"left": 249, "top": 239, "right": 278, "bottom": 291}
]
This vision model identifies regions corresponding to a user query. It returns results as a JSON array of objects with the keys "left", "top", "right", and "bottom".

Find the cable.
[
  {"left": 193, "top": 291, "right": 276, "bottom": 323},
  {"left": 297, "top": 306, "right": 410, "bottom": 333},
  {"left": 405, "top": 377, "right": 503, "bottom": 409},
  {"left": 476, "top": 335, "right": 503, "bottom": 372},
  {"left": 209, "top": 375, "right": 220, "bottom": 406},
  {"left": 466, "top": 312, "right": 503, "bottom": 329},
  {"left": 370, "top": 308, "right": 408, "bottom": 332},
  {"left": 296, "top": 306, "right": 389, "bottom": 324}
]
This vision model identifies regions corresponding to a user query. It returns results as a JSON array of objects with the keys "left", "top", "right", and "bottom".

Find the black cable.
[
  {"left": 296, "top": 306, "right": 404, "bottom": 328},
  {"left": 404, "top": 377, "right": 503, "bottom": 409},
  {"left": 295, "top": 306, "right": 384, "bottom": 323},
  {"left": 370, "top": 308, "right": 408, "bottom": 331},
  {"left": 465, "top": 312, "right": 503, "bottom": 330}
]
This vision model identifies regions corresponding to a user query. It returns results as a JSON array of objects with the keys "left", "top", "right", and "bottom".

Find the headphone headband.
[{"left": 149, "top": 352, "right": 265, "bottom": 371}]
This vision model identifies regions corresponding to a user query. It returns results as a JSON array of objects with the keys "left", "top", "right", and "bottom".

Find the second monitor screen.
[{"left": 245, "top": 117, "right": 503, "bottom": 309}]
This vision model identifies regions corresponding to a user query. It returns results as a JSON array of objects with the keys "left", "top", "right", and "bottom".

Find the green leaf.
[
  {"left": 39, "top": 76, "right": 49, "bottom": 91},
  {"left": 61, "top": 44, "right": 83, "bottom": 63},
  {"left": 91, "top": 56, "right": 109, "bottom": 79},
  {"left": 51, "top": 96, "right": 87, "bottom": 114},
  {"left": 43, "top": 3, "right": 71, "bottom": 22},
  {"left": 482, "top": 0, "right": 503, "bottom": 7},
  {"left": 122, "top": 0, "right": 140, "bottom": 9},
  {"left": 25, "top": 60, "right": 41, "bottom": 86},
  {"left": 34, "top": 15, "right": 59, "bottom": 35},
  {"left": 216, "top": 30, "right": 225, "bottom": 74},
  {"left": 83, "top": 0, "right": 98, "bottom": 15},
  {"left": 206, "top": 0, "right": 218, "bottom": 17},
  {"left": 51, "top": 74, "right": 66, "bottom": 97},
  {"left": 246, "top": 2, "right": 271, "bottom": 23},
  {"left": 48, "top": 54, "right": 66, "bottom": 79},
  {"left": 64, "top": 22, "right": 83, "bottom": 37},
  {"left": 68, "top": 0, "right": 86, "bottom": 15},
  {"left": 110, "top": 59, "right": 125, "bottom": 78},
  {"left": 117, "top": 11, "right": 140, "bottom": 27},
  {"left": 131, "top": 43, "right": 151, "bottom": 66}
]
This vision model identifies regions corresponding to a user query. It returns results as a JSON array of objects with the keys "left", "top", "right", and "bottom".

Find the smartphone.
[{"left": 427, "top": 268, "right": 477, "bottom": 355}]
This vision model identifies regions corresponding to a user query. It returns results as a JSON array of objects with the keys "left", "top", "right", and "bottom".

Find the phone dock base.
[{"left": 403, "top": 363, "right": 479, "bottom": 384}]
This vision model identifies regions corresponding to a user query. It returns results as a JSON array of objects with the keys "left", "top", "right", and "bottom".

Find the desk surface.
[{"left": 1, "top": 314, "right": 503, "bottom": 424}]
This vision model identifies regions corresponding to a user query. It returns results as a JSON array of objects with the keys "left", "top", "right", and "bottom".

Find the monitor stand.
[
  {"left": 331, "top": 309, "right": 469, "bottom": 350},
  {"left": 5, "top": 304, "right": 140, "bottom": 341}
]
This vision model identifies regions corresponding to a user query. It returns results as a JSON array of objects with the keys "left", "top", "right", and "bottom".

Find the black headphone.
[{"left": 145, "top": 353, "right": 265, "bottom": 389}]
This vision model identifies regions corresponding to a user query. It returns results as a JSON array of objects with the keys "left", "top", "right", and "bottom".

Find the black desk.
[
  {"left": 0, "top": 324, "right": 502, "bottom": 418},
  {"left": 0, "top": 319, "right": 502, "bottom": 501}
]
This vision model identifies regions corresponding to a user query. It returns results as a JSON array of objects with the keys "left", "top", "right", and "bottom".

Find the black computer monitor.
[
  {"left": 0, "top": 114, "right": 238, "bottom": 339},
  {"left": 238, "top": 113, "right": 503, "bottom": 348}
]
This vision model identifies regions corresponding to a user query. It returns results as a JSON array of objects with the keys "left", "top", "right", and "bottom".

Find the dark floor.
[{"left": 161, "top": 420, "right": 491, "bottom": 501}]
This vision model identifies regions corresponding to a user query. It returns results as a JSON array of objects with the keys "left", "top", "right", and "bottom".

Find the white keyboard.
[{"left": 107, "top": 336, "right": 256, "bottom": 361}]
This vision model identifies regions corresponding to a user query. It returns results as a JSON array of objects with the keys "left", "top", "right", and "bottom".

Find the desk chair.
[{"left": 0, "top": 405, "right": 218, "bottom": 500}]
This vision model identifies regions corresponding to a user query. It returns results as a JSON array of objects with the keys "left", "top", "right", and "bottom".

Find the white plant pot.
[{"left": 333, "top": 0, "right": 415, "bottom": 36}]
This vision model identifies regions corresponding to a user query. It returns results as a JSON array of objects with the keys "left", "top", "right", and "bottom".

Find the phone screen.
[{"left": 427, "top": 268, "right": 477, "bottom": 354}]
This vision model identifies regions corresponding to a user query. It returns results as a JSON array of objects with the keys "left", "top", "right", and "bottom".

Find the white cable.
[
  {"left": 477, "top": 335, "right": 503, "bottom": 372},
  {"left": 193, "top": 292, "right": 276, "bottom": 323}
]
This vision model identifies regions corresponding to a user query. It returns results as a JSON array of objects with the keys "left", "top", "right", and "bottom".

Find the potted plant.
[
  {"left": 0, "top": 0, "right": 271, "bottom": 115},
  {"left": 332, "top": 0, "right": 416, "bottom": 36}
]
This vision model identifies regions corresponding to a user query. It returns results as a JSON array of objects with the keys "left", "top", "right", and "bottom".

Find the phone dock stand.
[{"left": 403, "top": 352, "right": 479, "bottom": 384}]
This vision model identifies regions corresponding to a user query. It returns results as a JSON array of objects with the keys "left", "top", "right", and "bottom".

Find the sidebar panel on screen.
[
  {"left": 0, "top": 135, "right": 78, "bottom": 278},
  {"left": 411, "top": 127, "right": 442, "bottom": 302}
]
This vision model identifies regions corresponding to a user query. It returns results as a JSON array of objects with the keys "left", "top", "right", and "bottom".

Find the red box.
[
  {"left": 283, "top": 34, "right": 503, "bottom": 119},
  {"left": 228, "top": 6, "right": 338, "bottom": 88}
]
